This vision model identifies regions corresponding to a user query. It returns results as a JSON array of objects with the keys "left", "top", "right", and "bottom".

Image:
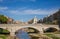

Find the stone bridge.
[{"left": 0, "top": 24, "right": 59, "bottom": 36}]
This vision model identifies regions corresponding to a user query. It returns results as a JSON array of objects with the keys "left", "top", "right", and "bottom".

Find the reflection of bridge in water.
[{"left": 0, "top": 24, "right": 59, "bottom": 36}]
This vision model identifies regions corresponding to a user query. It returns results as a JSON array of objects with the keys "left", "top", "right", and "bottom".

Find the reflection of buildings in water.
[
  {"left": 25, "top": 28, "right": 34, "bottom": 33},
  {"left": 17, "top": 28, "right": 36, "bottom": 33},
  {"left": 24, "top": 27, "right": 39, "bottom": 34},
  {"left": 16, "top": 28, "right": 30, "bottom": 39}
]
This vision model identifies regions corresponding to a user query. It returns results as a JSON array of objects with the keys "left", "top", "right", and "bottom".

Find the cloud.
[
  {"left": 0, "top": 7, "right": 8, "bottom": 10},
  {"left": 0, "top": 7, "right": 58, "bottom": 15},
  {"left": 8, "top": 9, "right": 58, "bottom": 15},
  {"left": 0, "top": 7, "right": 8, "bottom": 13}
]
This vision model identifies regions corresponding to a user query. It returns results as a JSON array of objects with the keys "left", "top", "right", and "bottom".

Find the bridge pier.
[
  {"left": 10, "top": 32, "right": 16, "bottom": 39},
  {"left": 40, "top": 31, "right": 44, "bottom": 34},
  {"left": 39, "top": 28, "right": 44, "bottom": 34},
  {"left": 10, "top": 32, "right": 16, "bottom": 36}
]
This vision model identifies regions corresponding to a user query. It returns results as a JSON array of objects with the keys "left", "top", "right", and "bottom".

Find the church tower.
[{"left": 33, "top": 16, "right": 38, "bottom": 24}]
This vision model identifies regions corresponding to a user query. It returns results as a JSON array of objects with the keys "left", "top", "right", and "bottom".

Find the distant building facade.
[
  {"left": 33, "top": 16, "right": 38, "bottom": 24},
  {"left": 42, "top": 9, "right": 60, "bottom": 24},
  {"left": 28, "top": 16, "right": 38, "bottom": 24},
  {"left": 7, "top": 17, "right": 14, "bottom": 24},
  {"left": 14, "top": 21, "right": 22, "bottom": 24}
]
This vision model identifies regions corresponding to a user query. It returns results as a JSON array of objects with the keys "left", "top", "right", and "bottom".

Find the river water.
[{"left": 16, "top": 30, "right": 30, "bottom": 39}]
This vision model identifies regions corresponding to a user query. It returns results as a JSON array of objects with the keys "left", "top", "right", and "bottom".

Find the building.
[
  {"left": 14, "top": 21, "right": 22, "bottom": 24},
  {"left": 7, "top": 17, "right": 14, "bottom": 24},
  {"left": 52, "top": 9, "right": 60, "bottom": 24},
  {"left": 42, "top": 9, "right": 60, "bottom": 24},
  {"left": 33, "top": 16, "right": 38, "bottom": 24},
  {"left": 28, "top": 16, "right": 38, "bottom": 24}
]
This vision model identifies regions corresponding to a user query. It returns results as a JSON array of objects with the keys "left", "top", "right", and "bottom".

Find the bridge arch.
[
  {"left": 44, "top": 27, "right": 58, "bottom": 33},
  {"left": 14, "top": 26, "right": 43, "bottom": 34},
  {"left": 0, "top": 24, "right": 59, "bottom": 36},
  {"left": 15, "top": 27, "right": 40, "bottom": 34},
  {"left": 0, "top": 28, "right": 10, "bottom": 34},
  {"left": 0, "top": 28, "right": 10, "bottom": 32}
]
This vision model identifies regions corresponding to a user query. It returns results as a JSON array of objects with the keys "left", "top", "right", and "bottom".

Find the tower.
[{"left": 33, "top": 16, "right": 38, "bottom": 24}]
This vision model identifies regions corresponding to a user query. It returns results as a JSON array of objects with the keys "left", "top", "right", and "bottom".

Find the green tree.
[
  {"left": 0, "top": 14, "right": 8, "bottom": 24},
  {"left": 0, "top": 28, "right": 3, "bottom": 33}
]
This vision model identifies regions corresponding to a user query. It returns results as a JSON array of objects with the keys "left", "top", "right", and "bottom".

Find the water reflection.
[{"left": 16, "top": 29, "right": 30, "bottom": 39}]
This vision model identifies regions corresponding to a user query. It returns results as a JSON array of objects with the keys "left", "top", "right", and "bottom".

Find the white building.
[{"left": 33, "top": 16, "right": 38, "bottom": 24}]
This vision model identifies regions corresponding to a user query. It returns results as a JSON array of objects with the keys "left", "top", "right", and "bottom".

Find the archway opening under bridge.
[
  {"left": 15, "top": 27, "right": 40, "bottom": 34},
  {"left": 44, "top": 27, "right": 58, "bottom": 33}
]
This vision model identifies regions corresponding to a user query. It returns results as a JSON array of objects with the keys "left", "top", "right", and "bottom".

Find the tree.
[
  {"left": 0, "top": 28, "right": 3, "bottom": 33},
  {"left": 0, "top": 14, "right": 8, "bottom": 24}
]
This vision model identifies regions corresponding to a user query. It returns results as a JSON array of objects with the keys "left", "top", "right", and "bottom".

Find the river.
[{"left": 16, "top": 30, "right": 30, "bottom": 39}]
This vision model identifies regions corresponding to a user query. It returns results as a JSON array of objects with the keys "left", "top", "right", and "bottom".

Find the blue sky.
[{"left": 0, "top": 0, "right": 60, "bottom": 22}]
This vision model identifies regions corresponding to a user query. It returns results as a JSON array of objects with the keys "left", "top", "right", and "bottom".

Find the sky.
[{"left": 0, "top": 0, "right": 60, "bottom": 22}]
